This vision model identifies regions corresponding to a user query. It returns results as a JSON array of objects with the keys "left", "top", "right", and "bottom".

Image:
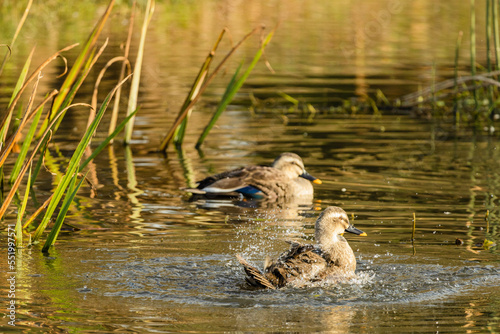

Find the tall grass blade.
[
  {"left": 124, "top": 0, "right": 155, "bottom": 144},
  {"left": 32, "top": 75, "right": 131, "bottom": 243},
  {"left": 49, "top": 0, "right": 115, "bottom": 122},
  {"left": 171, "top": 29, "right": 226, "bottom": 147},
  {"left": 0, "top": 101, "right": 74, "bottom": 221},
  {"left": 196, "top": 63, "right": 242, "bottom": 148},
  {"left": 80, "top": 107, "right": 139, "bottom": 170},
  {"left": 196, "top": 28, "right": 275, "bottom": 148},
  {"left": 0, "top": 0, "right": 32, "bottom": 77},
  {"left": 15, "top": 165, "right": 32, "bottom": 248},
  {"left": 30, "top": 128, "right": 52, "bottom": 189},
  {"left": 0, "top": 43, "right": 78, "bottom": 139},
  {"left": 8, "top": 104, "right": 43, "bottom": 184},
  {"left": 42, "top": 170, "right": 87, "bottom": 252}
]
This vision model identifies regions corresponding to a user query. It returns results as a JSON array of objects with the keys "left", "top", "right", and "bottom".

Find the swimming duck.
[
  {"left": 185, "top": 152, "right": 321, "bottom": 200},
  {"left": 236, "top": 206, "right": 367, "bottom": 289}
]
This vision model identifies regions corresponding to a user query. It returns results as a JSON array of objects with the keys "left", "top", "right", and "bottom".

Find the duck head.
[
  {"left": 315, "top": 206, "right": 367, "bottom": 249},
  {"left": 272, "top": 152, "right": 322, "bottom": 184}
]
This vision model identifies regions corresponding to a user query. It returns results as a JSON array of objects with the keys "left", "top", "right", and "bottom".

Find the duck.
[
  {"left": 236, "top": 206, "right": 367, "bottom": 289},
  {"left": 185, "top": 152, "right": 322, "bottom": 200}
]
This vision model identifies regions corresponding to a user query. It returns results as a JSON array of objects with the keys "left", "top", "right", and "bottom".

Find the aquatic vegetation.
[
  {"left": 236, "top": 207, "right": 367, "bottom": 289},
  {"left": 0, "top": 0, "right": 138, "bottom": 252}
]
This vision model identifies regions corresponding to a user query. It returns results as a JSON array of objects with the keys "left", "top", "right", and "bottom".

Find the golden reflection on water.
[{"left": 0, "top": 1, "right": 499, "bottom": 332}]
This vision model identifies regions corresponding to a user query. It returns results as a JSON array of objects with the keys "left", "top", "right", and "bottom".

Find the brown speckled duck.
[
  {"left": 185, "top": 153, "right": 321, "bottom": 200},
  {"left": 236, "top": 206, "right": 367, "bottom": 289}
]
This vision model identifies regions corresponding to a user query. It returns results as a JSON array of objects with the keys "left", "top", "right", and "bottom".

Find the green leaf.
[
  {"left": 9, "top": 104, "right": 43, "bottom": 183},
  {"left": 42, "top": 170, "right": 87, "bottom": 252},
  {"left": 15, "top": 165, "right": 31, "bottom": 248},
  {"left": 32, "top": 75, "right": 131, "bottom": 243}
]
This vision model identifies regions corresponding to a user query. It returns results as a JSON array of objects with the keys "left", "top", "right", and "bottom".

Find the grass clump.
[{"left": 0, "top": 0, "right": 141, "bottom": 253}]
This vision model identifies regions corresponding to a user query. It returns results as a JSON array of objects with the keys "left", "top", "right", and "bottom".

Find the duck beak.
[
  {"left": 300, "top": 170, "right": 322, "bottom": 184},
  {"left": 345, "top": 225, "right": 367, "bottom": 236}
]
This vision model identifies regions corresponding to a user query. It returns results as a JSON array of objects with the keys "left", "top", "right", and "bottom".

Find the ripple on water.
[{"left": 92, "top": 251, "right": 500, "bottom": 309}]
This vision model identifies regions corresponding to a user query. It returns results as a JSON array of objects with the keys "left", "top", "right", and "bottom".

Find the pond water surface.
[{"left": 1, "top": 0, "right": 500, "bottom": 333}]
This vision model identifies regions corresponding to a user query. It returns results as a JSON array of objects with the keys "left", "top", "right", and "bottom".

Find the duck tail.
[{"left": 236, "top": 254, "right": 276, "bottom": 290}]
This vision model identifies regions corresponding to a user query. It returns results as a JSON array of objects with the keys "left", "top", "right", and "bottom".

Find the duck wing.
[
  {"left": 192, "top": 166, "right": 288, "bottom": 198},
  {"left": 236, "top": 254, "right": 276, "bottom": 289},
  {"left": 264, "top": 242, "right": 328, "bottom": 288}
]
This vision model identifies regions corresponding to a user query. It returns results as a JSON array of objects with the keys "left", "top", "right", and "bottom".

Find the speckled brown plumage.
[
  {"left": 185, "top": 153, "right": 321, "bottom": 200},
  {"left": 236, "top": 207, "right": 367, "bottom": 289}
]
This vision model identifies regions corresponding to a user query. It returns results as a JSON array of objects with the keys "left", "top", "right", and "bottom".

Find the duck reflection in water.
[
  {"left": 236, "top": 206, "right": 367, "bottom": 289},
  {"left": 184, "top": 152, "right": 322, "bottom": 201}
]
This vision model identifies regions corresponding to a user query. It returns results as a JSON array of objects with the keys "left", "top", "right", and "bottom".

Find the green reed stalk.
[
  {"left": 15, "top": 166, "right": 31, "bottom": 248},
  {"left": 124, "top": 0, "right": 155, "bottom": 144},
  {"left": 32, "top": 76, "right": 131, "bottom": 244},
  {"left": 172, "top": 29, "right": 226, "bottom": 147},
  {"left": 49, "top": 0, "right": 115, "bottom": 131},
  {"left": 0, "top": 71, "right": 43, "bottom": 169},
  {"left": 42, "top": 170, "right": 87, "bottom": 252},
  {"left": 21, "top": 104, "right": 137, "bottom": 231},
  {"left": 195, "top": 63, "right": 242, "bottom": 149},
  {"left": 0, "top": 101, "right": 72, "bottom": 221},
  {"left": 195, "top": 28, "right": 275, "bottom": 148}
]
